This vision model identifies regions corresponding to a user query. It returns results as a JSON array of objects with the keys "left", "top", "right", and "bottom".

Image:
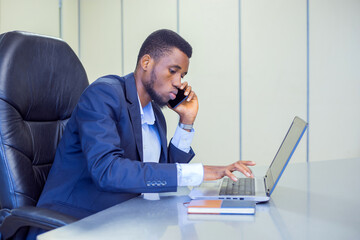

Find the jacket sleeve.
[
  {"left": 168, "top": 142, "right": 195, "bottom": 164},
  {"left": 76, "top": 82, "right": 178, "bottom": 193},
  {"left": 151, "top": 101, "right": 196, "bottom": 165}
]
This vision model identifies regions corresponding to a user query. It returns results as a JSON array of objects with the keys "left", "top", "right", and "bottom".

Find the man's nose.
[{"left": 173, "top": 74, "right": 182, "bottom": 88}]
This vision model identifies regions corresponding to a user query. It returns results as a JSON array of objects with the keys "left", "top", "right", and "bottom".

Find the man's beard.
[{"left": 143, "top": 69, "right": 167, "bottom": 108}]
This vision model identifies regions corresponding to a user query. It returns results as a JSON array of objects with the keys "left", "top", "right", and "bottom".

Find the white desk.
[{"left": 38, "top": 159, "right": 360, "bottom": 240}]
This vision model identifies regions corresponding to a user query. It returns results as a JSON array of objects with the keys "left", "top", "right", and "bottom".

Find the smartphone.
[{"left": 168, "top": 88, "right": 188, "bottom": 108}]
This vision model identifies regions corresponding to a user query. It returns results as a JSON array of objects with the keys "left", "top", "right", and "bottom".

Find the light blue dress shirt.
[{"left": 138, "top": 96, "right": 203, "bottom": 199}]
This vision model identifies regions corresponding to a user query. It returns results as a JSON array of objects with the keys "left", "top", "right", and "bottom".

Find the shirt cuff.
[
  {"left": 171, "top": 125, "right": 195, "bottom": 153},
  {"left": 176, "top": 163, "right": 204, "bottom": 186}
]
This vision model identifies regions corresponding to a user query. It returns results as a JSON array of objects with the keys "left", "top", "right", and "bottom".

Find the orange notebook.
[{"left": 186, "top": 200, "right": 255, "bottom": 215}]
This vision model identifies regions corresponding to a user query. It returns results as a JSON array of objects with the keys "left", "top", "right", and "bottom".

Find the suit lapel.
[{"left": 124, "top": 74, "right": 143, "bottom": 162}]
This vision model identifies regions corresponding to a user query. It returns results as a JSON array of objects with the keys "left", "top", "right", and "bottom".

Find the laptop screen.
[{"left": 264, "top": 117, "right": 308, "bottom": 196}]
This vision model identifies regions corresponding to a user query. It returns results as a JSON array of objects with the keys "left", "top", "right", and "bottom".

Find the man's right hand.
[
  {"left": 203, "top": 161, "right": 256, "bottom": 182},
  {"left": 170, "top": 82, "right": 199, "bottom": 126}
]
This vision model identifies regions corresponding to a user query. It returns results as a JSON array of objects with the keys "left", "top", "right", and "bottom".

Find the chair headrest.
[{"left": 0, "top": 31, "right": 89, "bottom": 121}]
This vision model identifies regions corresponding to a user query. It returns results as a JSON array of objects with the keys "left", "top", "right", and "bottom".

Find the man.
[{"left": 36, "top": 29, "right": 256, "bottom": 220}]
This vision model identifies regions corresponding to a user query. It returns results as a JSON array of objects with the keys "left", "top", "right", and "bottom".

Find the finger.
[
  {"left": 239, "top": 160, "right": 256, "bottom": 166},
  {"left": 231, "top": 162, "right": 249, "bottom": 172},
  {"left": 184, "top": 85, "right": 192, "bottom": 96},
  {"left": 186, "top": 90, "right": 195, "bottom": 101},
  {"left": 234, "top": 162, "right": 252, "bottom": 173},
  {"left": 237, "top": 165, "right": 252, "bottom": 178},
  {"left": 180, "top": 82, "right": 188, "bottom": 90},
  {"left": 233, "top": 162, "right": 254, "bottom": 178},
  {"left": 225, "top": 169, "right": 238, "bottom": 182}
]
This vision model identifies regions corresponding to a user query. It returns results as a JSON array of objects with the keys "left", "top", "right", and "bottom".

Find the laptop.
[{"left": 189, "top": 116, "right": 308, "bottom": 202}]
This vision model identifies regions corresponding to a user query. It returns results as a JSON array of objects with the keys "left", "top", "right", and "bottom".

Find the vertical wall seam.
[
  {"left": 239, "top": 0, "right": 242, "bottom": 160},
  {"left": 59, "top": 0, "right": 63, "bottom": 39},
  {"left": 121, "top": 0, "right": 124, "bottom": 75},
  {"left": 306, "top": 0, "right": 311, "bottom": 223},
  {"left": 0, "top": 1, "right": 1, "bottom": 33},
  {"left": 306, "top": 0, "right": 310, "bottom": 162},
  {"left": 177, "top": 0, "right": 180, "bottom": 33}
]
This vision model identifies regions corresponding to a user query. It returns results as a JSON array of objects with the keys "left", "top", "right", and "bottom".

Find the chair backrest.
[{"left": 0, "top": 31, "right": 89, "bottom": 210}]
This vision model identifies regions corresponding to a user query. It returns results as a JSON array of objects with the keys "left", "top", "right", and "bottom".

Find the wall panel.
[
  {"left": 80, "top": 0, "right": 122, "bottom": 83},
  {"left": 242, "top": 0, "right": 307, "bottom": 165},
  {"left": 179, "top": 0, "right": 240, "bottom": 165},
  {"left": 62, "top": 0, "right": 79, "bottom": 55},
  {"left": 309, "top": 0, "right": 360, "bottom": 161},
  {"left": 0, "top": 0, "right": 58, "bottom": 37}
]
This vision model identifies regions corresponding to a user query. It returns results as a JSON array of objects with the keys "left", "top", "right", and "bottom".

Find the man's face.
[{"left": 144, "top": 48, "right": 189, "bottom": 107}]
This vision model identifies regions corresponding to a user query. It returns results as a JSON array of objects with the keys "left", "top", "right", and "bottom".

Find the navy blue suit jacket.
[{"left": 37, "top": 73, "right": 195, "bottom": 218}]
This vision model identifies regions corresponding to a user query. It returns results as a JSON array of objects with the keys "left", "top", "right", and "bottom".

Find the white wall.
[
  {"left": 79, "top": 0, "right": 123, "bottom": 82},
  {"left": 0, "top": 0, "right": 59, "bottom": 37},
  {"left": 61, "top": 0, "right": 79, "bottom": 57},
  {"left": 241, "top": 0, "right": 307, "bottom": 164},
  {"left": 309, "top": 0, "right": 360, "bottom": 161},
  {"left": 178, "top": 0, "right": 240, "bottom": 165},
  {"left": 0, "top": 0, "right": 359, "bottom": 166}
]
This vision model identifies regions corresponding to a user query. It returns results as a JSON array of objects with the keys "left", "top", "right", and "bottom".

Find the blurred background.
[{"left": 0, "top": 0, "right": 359, "bottom": 167}]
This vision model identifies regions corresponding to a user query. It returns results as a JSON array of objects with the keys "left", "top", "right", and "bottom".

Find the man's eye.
[{"left": 169, "top": 69, "right": 176, "bottom": 74}]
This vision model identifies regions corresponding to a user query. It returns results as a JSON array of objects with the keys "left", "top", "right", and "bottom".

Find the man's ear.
[{"left": 140, "top": 54, "right": 152, "bottom": 71}]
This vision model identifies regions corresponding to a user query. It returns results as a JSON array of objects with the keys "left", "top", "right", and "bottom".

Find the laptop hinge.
[{"left": 264, "top": 176, "right": 270, "bottom": 196}]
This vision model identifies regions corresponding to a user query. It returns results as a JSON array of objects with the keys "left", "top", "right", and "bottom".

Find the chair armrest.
[{"left": 0, "top": 206, "right": 78, "bottom": 239}]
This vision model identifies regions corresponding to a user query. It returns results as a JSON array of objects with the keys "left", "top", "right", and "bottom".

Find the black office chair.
[{"left": 0, "top": 31, "right": 89, "bottom": 239}]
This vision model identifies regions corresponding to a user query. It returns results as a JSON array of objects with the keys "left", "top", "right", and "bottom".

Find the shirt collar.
[{"left": 137, "top": 94, "right": 156, "bottom": 125}]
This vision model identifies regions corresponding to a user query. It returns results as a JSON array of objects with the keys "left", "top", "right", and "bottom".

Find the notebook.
[
  {"left": 189, "top": 116, "right": 308, "bottom": 202},
  {"left": 186, "top": 199, "right": 255, "bottom": 215}
]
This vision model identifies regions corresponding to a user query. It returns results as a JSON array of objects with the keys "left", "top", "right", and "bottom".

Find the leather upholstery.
[{"left": 0, "top": 31, "right": 89, "bottom": 213}]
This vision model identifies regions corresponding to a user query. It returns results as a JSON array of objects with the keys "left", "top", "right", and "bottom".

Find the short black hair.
[{"left": 136, "top": 29, "right": 192, "bottom": 65}]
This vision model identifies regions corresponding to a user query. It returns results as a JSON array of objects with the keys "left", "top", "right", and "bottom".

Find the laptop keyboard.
[{"left": 219, "top": 177, "right": 255, "bottom": 196}]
